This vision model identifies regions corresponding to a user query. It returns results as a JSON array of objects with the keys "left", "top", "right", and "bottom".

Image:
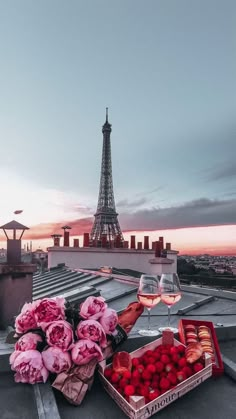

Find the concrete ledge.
[
  {"left": 177, "top": 296, "right": 215, "bottom": 315},
  {"left": 222, "top": 354, "right": 236, "bottom": 382},
  {"left": 181, "top": 284, "right": 236, "bottom": 301},
  {"left": 34, "top": 382, "right": 61, "bottom": 419}
]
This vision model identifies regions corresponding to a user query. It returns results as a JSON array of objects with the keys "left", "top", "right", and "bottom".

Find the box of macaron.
[{"left": 178, "top": 319, "right": 224, "bottom": 376}]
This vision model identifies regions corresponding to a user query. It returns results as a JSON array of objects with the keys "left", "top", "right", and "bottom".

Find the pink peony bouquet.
[{"left": 9, "top": 295, "right": 127, "bottom": 405}]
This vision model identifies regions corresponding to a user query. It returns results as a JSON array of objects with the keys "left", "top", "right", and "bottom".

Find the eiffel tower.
[{"left": 90, "top": 109, "right": 124, "bottom": 248}]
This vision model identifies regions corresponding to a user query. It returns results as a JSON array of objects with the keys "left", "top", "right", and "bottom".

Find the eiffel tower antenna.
[{"left": 90, "top": 109, "right": 124, "bottom": 248}]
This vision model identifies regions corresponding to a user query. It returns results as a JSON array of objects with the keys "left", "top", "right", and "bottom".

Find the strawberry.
[
  {"left": 176, "top": 370, "right": 187, "bottom": 382},
  {"left": 153, "top": 351, "right": 161, "bottom": 361},
  {"left": 151, "top": 379, "right": 159, "bottom": 389},
  {"left": 104, "top": 368, "right": 113, "bottom": 379},
  {"left": 146, "top": 350, "right": 155, "bottom": 357},
  {"left": 111, "top": 372, "right": 120, "bottom": 384},
  {"left": 167, "top": 371, "right": 178, "bottom": 385},
  {"left": 178, "top": 357, "right": 187, "bottom": 368},
  {"left": 155, "top": 361, "right": 164, "bottom": 372},
  {"left": 147, "top": 364, "right": 156, "bottom": 374},
  {"left": 139, "top": 385, "right": 149, "bottom": 397},
  {"left": 137, "top": 364, "right": 145, "bottom": 374},
  {"left": 130, "top": 377, "right": 141, "bottom": 387},
  {"left": 144, "top": 380, "right": 151, "bottom": 387},
  {"left": 147, "top": 356, "right": 156, "bottom": 364},
  {"left": 142, "top": 370, "right": 152, "bottom": 381},
  {"left": 171, "top": 353, "right": 180, "bottom": 363},
  {"left": 193, "top": 362, "right": 204, "bottom": 373},
  {"left": 119, "top": 378, "right": 129, "bottom": 388},
  {"left": 176, "top": 345, "right": 185, "bottom": 354},
  {"left": 123, "top": 370, "right": 131, "bottom": 379},
  {"left": 132, "top": 370, "right": 141, "bottom": 380},
  {"left": 170, "top": 346, "right": 178, "bottom": 355},
  {"left": 148, "top": 389, "right": 161, "bottom": 401},
  {"left": 160, "top": 354, "right": 171, "bottom": 364},
  {"left": 124, "top": 384, "right": 135, "bottom": 396},
  {"left": 159, "top": 377, "right": 170, "bottom": 391},
  {"left": 182, "top": 366, "right": 193, "bottom": 378},
  {"left": 132, "top": 358, "right": 139, "bottom": 367},
  {"left": 165, "top": 363, "right": 175, "bottom": 373}
]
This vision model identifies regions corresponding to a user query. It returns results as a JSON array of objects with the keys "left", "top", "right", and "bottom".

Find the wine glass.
[
  {"left": 137, "top": 274, "right": 161, "bottom": 336},
  {"left": 158, "top": 273, "right": 182, "bottom": 334}
]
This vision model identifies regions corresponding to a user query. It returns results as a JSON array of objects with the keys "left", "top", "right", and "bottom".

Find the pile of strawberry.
[{"left": 104, "top": 344, "right": 204, "bottom": 404}]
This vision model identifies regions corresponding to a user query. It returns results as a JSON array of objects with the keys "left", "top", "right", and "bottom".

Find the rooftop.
[{"left": 1, "top": 265, "right": 236, "bottom": 418}]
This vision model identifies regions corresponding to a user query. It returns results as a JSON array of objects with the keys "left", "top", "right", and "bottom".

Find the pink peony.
[
  {"left": 80, "top": 296, "right": 107, "bottom": 320},
  {"left": 99, "top": 308, "right": 118, "bottom": 335},
  {"left": 15, "top": 333, "right": 43, "bottom": 351},
  {"left": 71, "top": 339, "right": 103, "bottom": 365},
  {"left": 43, "top": 320, "right": 73, "bottom": 351},
  {"left": 76, "top": 319, "right": 107, "bottom": 348},
  {"left": 42, "top": 347, "right": 72, "bottom": 373},
  {"left": 15, "top": 302, "right": 37, "bottom": 334},
  {"left": 10, "top": 350, "right": 49, "bottom": 384},
  {"left": 34, "top": 297, "right": 66, "bottom": 327}
]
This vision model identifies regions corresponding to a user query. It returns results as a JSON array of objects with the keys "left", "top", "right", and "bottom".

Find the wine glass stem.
[
  {"left": 167, "top": 306, "right": 171, "bottom": 328},
  {"left": 147, "top": 308, "right": 151, "bottom": 330}
]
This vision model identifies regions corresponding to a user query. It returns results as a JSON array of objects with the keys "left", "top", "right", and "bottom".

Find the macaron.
[
  {"left": 185, "top": 324, "right": 196, "bottom": 333},
  {"left": 186, "top": 331, "right": 198, "bottom": 340}
]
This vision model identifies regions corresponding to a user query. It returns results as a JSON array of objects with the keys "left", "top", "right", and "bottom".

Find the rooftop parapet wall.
[{"left": 47, "top": 247, "right": 178, "bottom": 275}]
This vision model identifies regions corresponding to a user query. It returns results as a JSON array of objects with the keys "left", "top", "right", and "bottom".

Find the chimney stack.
[
  {"left": 159, "top": 236, "right": 164, "bottom": 251},
  {"left": 144, "top": 236, "right": 149, "bottom": 250},
  {"left": 130, "top": 235, "right": 136, "bottom": 249},
  {"left": 73, "top": 238, "right": 79, "bottom": 247},
  {"left": 0, "top": 220, "right": 36, "bottom": 329},
  {"left": 155, "top": 241, "right": 161, "bottom": 257},
  {"left": 51, "top": 234, "right": 62, "bottom": 246},
  {"left": 83, "top": 233, "right": 90, "bottom": 247},
  {"left": 166, "top": 243, "right": 171, "bottom": 250},
  {"left": 62, "top": 226, "right": 71, "bottom": 247},
  {"left": 137, "top": 242, "right": 142, "bottom": 250}
]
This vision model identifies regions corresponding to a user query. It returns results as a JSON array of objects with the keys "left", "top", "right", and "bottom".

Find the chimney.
[
  {"left": 144, "top": 236, "right": 149, "bottom": 250},
  {"left": 159, "top": 236, "right": 164, "bottom": 251},
  {"left": 64, "top": 231, "right": 70, "bottom": 247},
  {"left": 114, "top": 235, "right": 121, "bottom": 248},
  {"left": 130, "top": 235, "right": 136, "bottom": 249},
  {"left": 83, "top": 233, "right": 90, "bottom": 247},
  {"left": 123, "top": 240, "right": 129, "bottom": 248},
  {"left": 0, "top": 220, "right": 36, "bottom": 329},
  {"left": 152, "top": 242, "right": 156, "bottom": 250},
  {"left": 51, "top": 234, "right": 62, "bottom": 246},
  {"left": 155, "top": 241, "right": 161, "bottom": 257},
  {"left": 166, "top": 242, "right": 171, "bottom": 250},
  {"left": 137, "top": 242, "right": 142, "bottom": 250},
  {"left": 73, "top": 238, "right": 79, "bottom": 247},
  {"left": 62, "top": 225, "right": 71, "bottom": 247},
  {"left": 101, "top": 234, "right": 107, "bottom": 248}
]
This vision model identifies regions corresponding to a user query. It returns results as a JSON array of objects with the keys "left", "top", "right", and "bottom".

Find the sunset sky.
[{"left": 0, "top": 1, "right": 235, "bottom": 255}]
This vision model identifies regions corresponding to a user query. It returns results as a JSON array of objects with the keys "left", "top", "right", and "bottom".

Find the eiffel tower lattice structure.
[{"left": 90, "top": 109, "right": 124, "bottom": 248}]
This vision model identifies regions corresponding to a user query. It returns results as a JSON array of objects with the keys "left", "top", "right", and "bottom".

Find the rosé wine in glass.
[
  {"left": 137, "top": 275, "right": 161, "bottom": 337},
  {"left": 159, "top": 273, "right": 182, "bottom": 334},
  {"left": 137, "top": 293, "right": 161, "bottom": 309},
  {"left": 161, "top": 292, "right": 182, "bottom": 306}
]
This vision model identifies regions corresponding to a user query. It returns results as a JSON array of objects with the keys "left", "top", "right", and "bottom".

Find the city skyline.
[{"left": 0, "top": 1, "right": 235, "bottom": 255}]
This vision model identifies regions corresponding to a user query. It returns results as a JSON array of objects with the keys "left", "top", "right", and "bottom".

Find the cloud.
[
  {"left": 5, "top": 218, "right": 94, "bottom": 241},
  {"left": 1, "top": 198, "right": 235, "bottom": 242},
  {"left": 116, "top": 197, "right": 148, "bottom": 208},
  {"left": 206, "top": 162, "right": 236, "bottom": 182},
  {"left": 119, "top": 198, "right": 236, "bottom": 231}
]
